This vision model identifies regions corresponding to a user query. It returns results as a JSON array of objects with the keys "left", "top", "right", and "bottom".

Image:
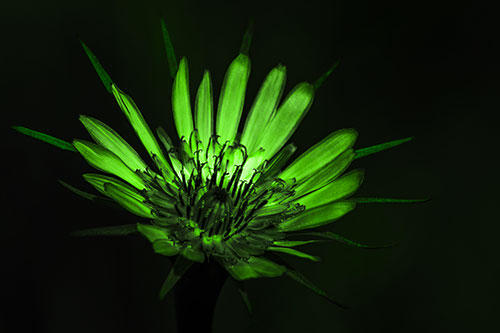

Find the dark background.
[{"left": 2, "top": 0, "right": 498, "bottom": 332}]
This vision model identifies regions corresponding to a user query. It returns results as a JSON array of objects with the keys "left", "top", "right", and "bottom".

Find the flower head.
[{"left": 13, "top": 21, "right": 423, "bottom": 306}]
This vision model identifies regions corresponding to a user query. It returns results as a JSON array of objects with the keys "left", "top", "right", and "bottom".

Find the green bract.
[{"left": 13, "top": 21, "right": 422, "bottom": 308}]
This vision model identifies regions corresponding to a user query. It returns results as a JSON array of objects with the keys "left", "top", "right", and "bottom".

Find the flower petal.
[
  {"left": 172, "top": 57, "right": 194, "bottom": 141},
  {"left": 74, "top": 140, "right": 145, "bottom": 190},
  {"left": 195, "top": 70, "right": 214, "bottom": 149},
  {"left": 279, "top": 128, "right": 357, "bottom": 183},
  {"left": 296, "top": 169, "right": 364, "bottom": 209},
  {"left": 259, "top": 143, "right": 297, "bottom": 181},
  {"left": 103, "top": 183, "right": 154, "bottom": 218},
  {"left": 79, "top": 115, "right": 148, "bottom": 172},
  {"left": 111, "top": 84, "right": 174, "bottom": 181},
  {"left": 278, "top": 201, "right": 356, "bottom": 232},
  {"left": 293, "top": 149, "right": 355, "bottom": 196},
  {"left": 240, "top": 65, "right": 286, "bottom": 154},
  {"left": 225, "top": 256, "right": 286, "bottom": 280},
  {"left": 257, "top": 82, "right": 314, "bottom": 160},
  {"left": 83, "top": 173, "right": 136, "bottom": 195},
  {"left": 216, "top": 54, "right": 251, "bottom": 144}
]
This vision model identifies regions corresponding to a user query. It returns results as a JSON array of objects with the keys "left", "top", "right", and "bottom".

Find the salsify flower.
[{"left": 13, "top": 20, "right": 423, "bottom": 308}]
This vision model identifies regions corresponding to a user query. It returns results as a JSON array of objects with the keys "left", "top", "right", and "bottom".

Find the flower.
[{"left": 13, "top": 20, "right": 422, "bottom": 307}]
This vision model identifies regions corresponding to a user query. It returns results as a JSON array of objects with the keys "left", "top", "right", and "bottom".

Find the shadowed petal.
[
  {"left": 225, "top": 256, "right": 286, "bottom": 280},
  {"left": 137, "top": 223, "right": 170, "bottom": 242},
  {"left": 104, "top": 183, "right": 154, "bottom": 218}
]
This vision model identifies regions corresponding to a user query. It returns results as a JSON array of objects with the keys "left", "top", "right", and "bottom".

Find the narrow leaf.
[
  {"left": 71, "top": 224, "right": 137, "bottom": 237},
  {"left": 239, "top": 19, "right": 254, "bottom": 55},
  {"left": 352, "top": 197, "right": 429, "bottom": 204},
  {"left": 288, "top": 231, "right": 397, "bottom": 249},
  {"left": 58, "top": 179, "right": 99, "bottom": 200},
  {"left": 59, "top": 179, "right": 124, "bottom": 210},
  {"left": 268, "top": 246, "right": 321, "bottom": 262},
  {"left": 80, "top": 40, "right": 113, "bottom": 93},
  {"left": 273, "top": 240, "right": 321, "bottom": 247},
  {"left": 158, "top": 255, "right": 193, "bottom": 300},
  {"left": 160, "top": 19, "right": 178, "bottom": 78},
  {"left": 313, "top": 58, "right": 340, "bottom": 90},
  {"left": 355, "top": 137, "right": 414, "bottom": 159},
  {"left": 12, "top": 126, "right": 76, "bottom": 152},
  {"left": 235, "top": 281, "right": 253, "bottom": 315},
  {"left": 285, "top": 268, "right": 349, "bottom": 309}
]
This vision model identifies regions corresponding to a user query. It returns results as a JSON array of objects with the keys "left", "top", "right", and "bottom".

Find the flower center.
[
  {"left": 142, "top": 134, "right": 303, "bottom": 261},
  {"left": 209, "top": 187, "right": 230, "bottom": 203}
]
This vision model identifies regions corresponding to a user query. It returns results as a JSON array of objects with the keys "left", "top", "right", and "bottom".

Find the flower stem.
[{"left": 174, "top": 261, "right": 228, "bottom": 333}]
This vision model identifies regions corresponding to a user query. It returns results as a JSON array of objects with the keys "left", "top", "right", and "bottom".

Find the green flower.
[{"left": 13, "top": 20, "right": 423, "bottom": 307}]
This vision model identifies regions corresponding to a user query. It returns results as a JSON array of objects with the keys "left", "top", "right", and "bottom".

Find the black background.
[{"left": 2, "top": 0, "right": 498, "bottom": 332}]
